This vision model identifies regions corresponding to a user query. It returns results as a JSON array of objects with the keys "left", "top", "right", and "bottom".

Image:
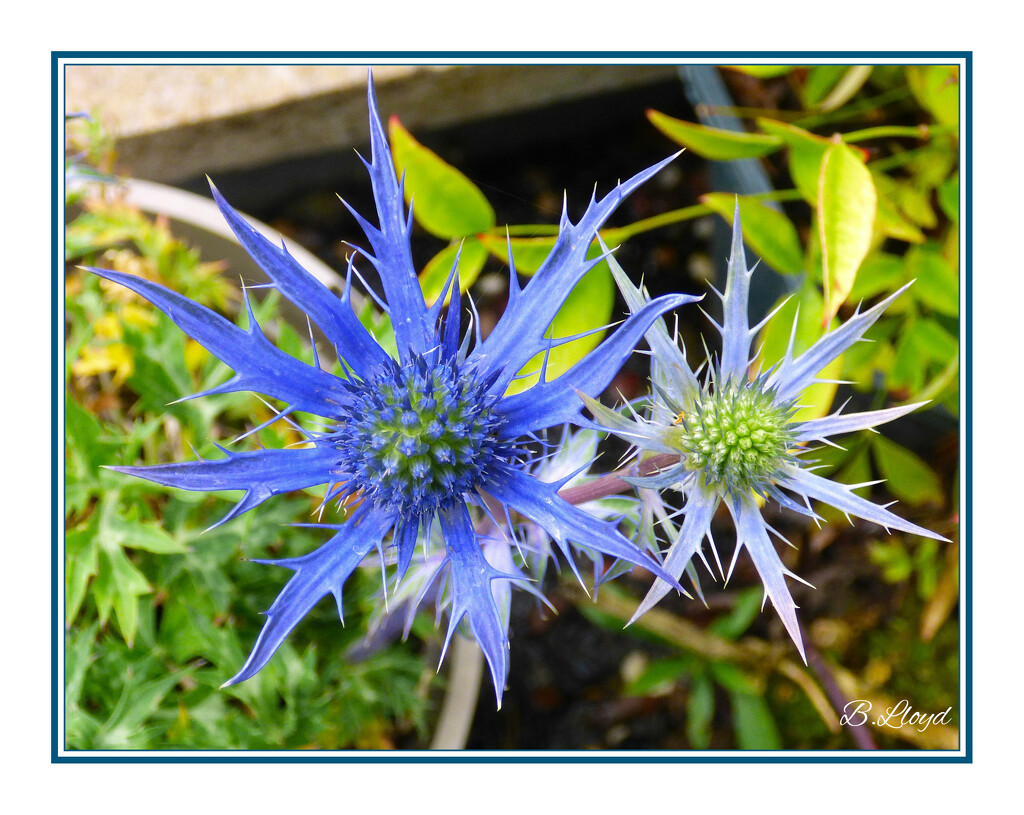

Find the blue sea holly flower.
[
  {"left": 87, "top": 74, "right": 697, "bottom": 707},
  {"left": 581, "top": 204, "right": 948, "bottom": 661}
]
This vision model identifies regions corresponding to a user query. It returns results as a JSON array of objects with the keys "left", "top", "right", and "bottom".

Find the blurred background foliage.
[{"left": 63, "top": 63, "right": 960, "bottom": 751}]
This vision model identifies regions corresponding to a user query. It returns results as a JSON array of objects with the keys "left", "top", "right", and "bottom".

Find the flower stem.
[{"left": 557, "top": 453, "right": 680, "bottom": 505}]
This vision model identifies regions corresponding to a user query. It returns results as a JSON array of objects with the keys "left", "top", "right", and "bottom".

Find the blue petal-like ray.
[
  {"left": 392, "top": 516, "right": 420, "bottom": 584},
  {"left": 209, "top": 182, "right": 388, "bottom": 377},
  {"left": 344, "top": 72, "right": 431, "bottom": 359},
  {"left": 472, "top": 152, "right": 681, "bottom": 394},
  {"left": 603, "top": 238, "right": 702, "bottom": 403},
  {"left": 793, "top": 401, "right": 927, "bottom": 443},
  {"left": 631, "top": 485, "right": 719, "bottom": 622},
  {"left": 109, "top": 444, "right": 340, "bottom": 529},
  {"left": 781, "top": 464, "right": 949, "bottom": 540},
  {"left": 222, "top": 508, "right": 395, "bottom": 687},
  {"left": 86, "top": 267, "right": 350, "bottom": 417},
  {"left": 719, "top": 201, "right": 755, "bottom": 384},
  {"left": 768, "top": 282, "right": 913, "bottom": 403},
  {"left": 483, "top": 463, "right": 685, "bottom": 592},
  {"left": 727, "top": 492, "right": 807, "bottom": 662},
  {"left": 495, "top": 292, "right": 696, "bottom": 436},
  {"left": 438, "top": 500, "right": 517, "bottom": 708}
]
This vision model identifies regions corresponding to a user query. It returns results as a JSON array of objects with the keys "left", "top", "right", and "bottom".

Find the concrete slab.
[{"left": 65, "top": 63, "right": 677, "bottom": 183}]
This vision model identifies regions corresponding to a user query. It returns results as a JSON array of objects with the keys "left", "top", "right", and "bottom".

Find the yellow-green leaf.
[
  {"left": 907, "top": 66, "right": 960, "bottom": 129},
  {"left": 818, "top": 141, "right": 877, "bottom": 323},
  {"left": 389, "top": 117, "right": 495, "bottom": 239},
  {"left": 418, "top": 237, "right": 489, "bottom": 305},
  {"left": 801, "top": 66, "right": 850, "bottom": 108},
  {"left": 647, "top": 110, "right": 781, "bottom": 160},
  {"left": 806, "top": 65, "right": 873, "bottom": 113},
  {"left": 756, "top": 118, "right": 830, "bottom": 203},
  {"left": 504, "top": 257, "right": 615, "bottom": 396},
  {"left": 701, "top": 193, "right": 804, "bottom": 275},
  {"left": 905, "top": 245, "right": 959, "bottom": 317},
  {"left": 725, "top": 65, "right": 795, "bottom": 79},
  {"left": 477, "top": 233, "right": 553, "bottom": 275}
]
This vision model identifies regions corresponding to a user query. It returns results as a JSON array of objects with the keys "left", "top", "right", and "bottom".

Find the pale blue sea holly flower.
[
  {"left": 87, "top": 74, "right": 697, "bottom": 706},
  {"left": 582, "top": 205, "right": 948, "bottom": 661}
]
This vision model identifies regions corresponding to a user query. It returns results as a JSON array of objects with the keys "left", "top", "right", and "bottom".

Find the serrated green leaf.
[
  {"left": 389, "top": 117, "right": 494, "bottom": 239},
  {"left": 93, "top": 545, "right": 151, "bottom": 645},
  {"left": 871, "top": 434, "right": 943, "bottom": 507},
  {"left": 66, "top": 523, "right": 100, "bottom": 625},
  {"left": 418, "top": 237, "right": 489, "bottom": 305},
  {"left": 647, "top": 110, "right": 781, "bottom": 160},
  {"left": 702, "top": 193, "right": 804, "bottom": 275},
  {"left": 818, "top": 141, "right": 877, "bottom": 323}
]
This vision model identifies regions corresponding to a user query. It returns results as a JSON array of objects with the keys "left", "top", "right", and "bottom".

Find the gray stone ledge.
[{"left": 66, "top": 64, "right": 677, "bottom": 183}]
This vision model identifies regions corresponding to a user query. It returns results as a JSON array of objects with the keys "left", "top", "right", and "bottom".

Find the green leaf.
[
  {"left": 725, "top": 65, "right": 795, "bottom": 79},
  {"left": 389, "top": 117, "right": 495, "bottom": 239},
  {"left": 818, "top": 140, "right": 877, "bottom": 323},
  {"left": 869, "top": 539, "right": 914, "bottom": 583},
  {"left": 756, "top": 118, "right": 830, "bottom": 204},
  {"left": 813, "top": 66, "right": 873, "bottom": 113},
  {"left": 66, "top": 522, "right": 100, "bottom": 625},
  {"left": 907, "top": 66, "right": 960, "bottom": 128},
  {"left": 801, "top": 65, "right": 850, "bottom": 108},
  {"left": 906, "top": 245, "right": 959, "bottom": 317},
  {"left": 870, "top": 434, "right": 944, "bottom": 507},
  {"left": 93, "top": 545, "right": 151, "bottom": 646},
  {"left": 709, "top": 662, "right": 761, "bottom": 696},
  {"left": 418, "top": 237, "right": 489, "bottom": 305},
  {"left": 625, "top": 656, "right": 696, "bottom": 697},
  {"left": 647, "top": 110, "right": 782, "bottom": 160},
  {"left": 847, "top": 253, "right": 907, "bottom": 303},
  {"left": 701, "top": 193, "right": 804, "bottom": 275},
  {"left": 874, "top": 189, "right": 927, "bottom": 245},
  {"left": 729, "top": 691, "right": 782, "bottom": 750},
  {"left": 477, "top": 233, "right": 556, "bottom": 275},
  {"left": 755, "top": 282, "right": 841, "bottom": 422},
  {"left": 708, "top": 588, "right": 763, "bottom": 640},
  {"left": 686, "top": 674, "right": 716, "bottom": 749},
  {"left": 503, "top": 254, "right": 615, "bottom": 396},
  {"left": 938, "top": 173, "right": 959, "bottom": 223}
]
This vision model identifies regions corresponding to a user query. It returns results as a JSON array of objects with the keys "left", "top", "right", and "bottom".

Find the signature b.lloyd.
[{"left": 841, "top": 700, "right": 954, "bottom": 733}]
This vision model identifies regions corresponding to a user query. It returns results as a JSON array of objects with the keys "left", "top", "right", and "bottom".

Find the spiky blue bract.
[
  {"left": 587, "top": 201, "right": 948, "bottom": 662},
  {"left": 94, "top": 72, "right": 698, "bottom": 707}
]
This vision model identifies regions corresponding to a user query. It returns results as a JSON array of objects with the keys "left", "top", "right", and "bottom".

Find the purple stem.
[{"left": 557, "top": 453, "right": 679, "bottom": 505}]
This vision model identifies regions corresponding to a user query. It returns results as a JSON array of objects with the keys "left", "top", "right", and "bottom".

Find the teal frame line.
[{"left": 52, "top": 50, "right": 972, "bottom": 764}]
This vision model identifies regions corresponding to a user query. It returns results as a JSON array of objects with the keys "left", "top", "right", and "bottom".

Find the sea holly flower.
[
  {"left": 86, "top": 74, "right": 697, "bottom": 707},
  {"left": 581, "top": 204, "right": 948, "bottom": 660}
]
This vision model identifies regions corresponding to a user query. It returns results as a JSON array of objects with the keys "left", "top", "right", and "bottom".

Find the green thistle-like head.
[{"left": 671, "top": 382, "right": 795, "bottom": 494}]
